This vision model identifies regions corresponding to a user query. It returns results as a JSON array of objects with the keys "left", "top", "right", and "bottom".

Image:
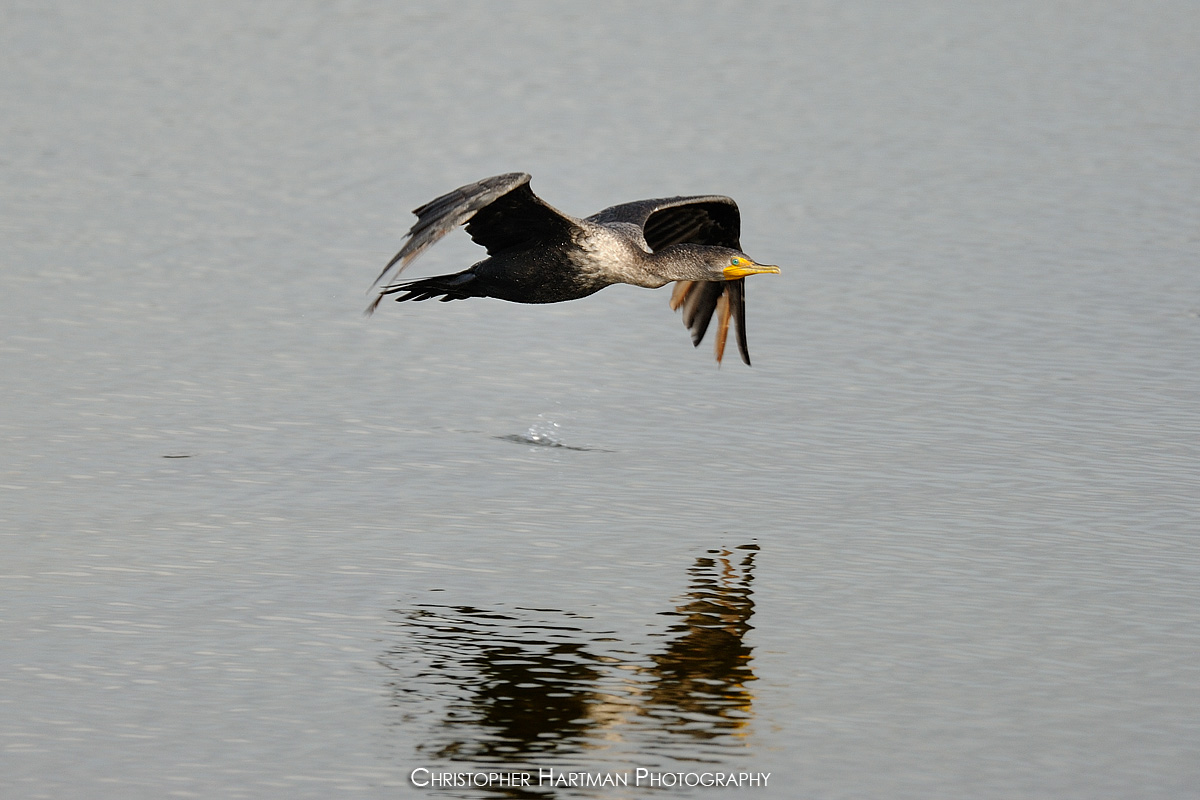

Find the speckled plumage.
[{"left": 368, "top": 173, "right": 776, "bottom": 364}]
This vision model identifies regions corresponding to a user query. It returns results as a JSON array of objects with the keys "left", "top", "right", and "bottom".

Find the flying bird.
[{"left": 367, "top": 173, "right": 779, "bottom": 364}]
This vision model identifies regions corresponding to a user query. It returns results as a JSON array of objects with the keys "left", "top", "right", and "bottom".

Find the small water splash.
[
  {"left": 497, "top": 413, "right": 612, "bottom": 452},
  {"left": 525, "top": 413, "right": 562, "bottom": 446}
]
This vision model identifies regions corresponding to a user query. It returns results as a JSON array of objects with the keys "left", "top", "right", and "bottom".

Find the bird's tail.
[{"left": 365, "top": 272, "right": 477, "bottom": 315}]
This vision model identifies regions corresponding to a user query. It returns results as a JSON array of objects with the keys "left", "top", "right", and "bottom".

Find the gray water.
[{"left": 3, "top": 2, "right": 1199, "bottom": 798}]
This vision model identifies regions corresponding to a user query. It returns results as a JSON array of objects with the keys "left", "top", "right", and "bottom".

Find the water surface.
[{"left": 2, "top": 2, "right": 1199, "bottom": 798}]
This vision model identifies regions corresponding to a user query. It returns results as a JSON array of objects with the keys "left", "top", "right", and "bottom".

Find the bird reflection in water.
[
  {"left": 392, "top": 606, "right": 606, "bottom": 762},
  {"left": 381, "top": 544, "right": 758, "bottom": 770},
  {"left": 643, "top": 547, "right": 757, "bottom": 742}
]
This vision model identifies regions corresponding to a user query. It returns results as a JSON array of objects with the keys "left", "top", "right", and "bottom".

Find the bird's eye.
[{"left": 731, "top": 257, "right": 743, "bottom": 266}]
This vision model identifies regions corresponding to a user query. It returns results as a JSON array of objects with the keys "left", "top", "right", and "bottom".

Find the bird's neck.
[{"left": 643, "top": 244, "right": 711, "bottom": 284}]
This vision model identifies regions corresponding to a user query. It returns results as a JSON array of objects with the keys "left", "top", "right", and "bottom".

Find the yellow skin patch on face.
[{"left": 723, "top": 257, "right": 781, "bottom": 279}]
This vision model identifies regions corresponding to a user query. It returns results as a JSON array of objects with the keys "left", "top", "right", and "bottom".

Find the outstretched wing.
[
  {"left": 588, "top": 195, "right": 752, "bottom": 365},
  {"left": 371, "top": 173, "right": 579, "bottom": 292},
  {"left": 587, "top": 195, "right": 740, "bottom": 250},
  {"left": 464, "top": 181, "right": 579, "bottom": 255}
]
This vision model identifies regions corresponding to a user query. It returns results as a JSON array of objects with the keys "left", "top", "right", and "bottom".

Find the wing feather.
[
  {"left": 464, "top": 182, "right": 578, "bottom": 255},
  {"left": 727, "top": 278, "right": 750, "bottom": 365},
  {"left": 669, "top": 280, "right": 694, "bottom": 311},
  {"left": 681, "top": 281, "right": 723, "bottom": 345},
  {"left": 714, "top": 289, "right": 731, "bottom": 364},
  {"left": 587, "top": 195, "right": 740, "bottom": 250},
  {"left": 372, "top": 173, "right": 530, "bottom": 288},
  {"left": 372, "top": 173, "right": 578, "bottom": 290}
]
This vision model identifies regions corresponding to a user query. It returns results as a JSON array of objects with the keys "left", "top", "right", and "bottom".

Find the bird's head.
[
  {"left": 722, "top": 253, "right": 781, "bottom": 280},
  {"left": 647, "top": 244, "right": 780, "bottom": 286}
]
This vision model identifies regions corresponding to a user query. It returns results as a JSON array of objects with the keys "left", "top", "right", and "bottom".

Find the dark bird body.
[{"left": 368, "top": 173, "right": 779, "bottom": 364}]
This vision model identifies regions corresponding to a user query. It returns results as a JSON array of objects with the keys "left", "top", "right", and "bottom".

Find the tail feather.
[{"left": 365, "top": 272, "right": 477, "bottom": 314}]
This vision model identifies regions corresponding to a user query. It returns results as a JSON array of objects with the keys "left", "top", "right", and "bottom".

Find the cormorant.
[{"left": 368, "top": 173, "right": 779, "bottom": 364}]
